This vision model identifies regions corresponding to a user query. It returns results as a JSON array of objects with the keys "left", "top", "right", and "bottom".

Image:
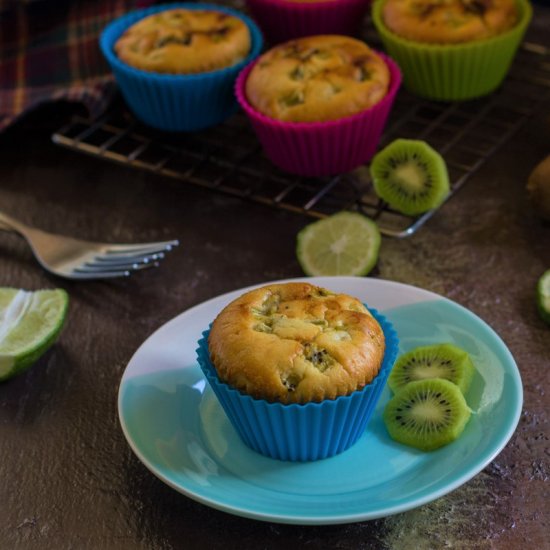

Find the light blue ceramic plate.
[{"left": 118, "top": 277, "right": 522, "bottom": 525}]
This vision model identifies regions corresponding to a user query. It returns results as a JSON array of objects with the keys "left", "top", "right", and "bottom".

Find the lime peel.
[
  {"left": 0, "top": 288, "right": 69, "bottom": 381},
  {"left": 296, "top": 212, "right": 381, "bottom": 277},
  {"left": 0, "top": 355, "right": 15, "bottom": 378}
]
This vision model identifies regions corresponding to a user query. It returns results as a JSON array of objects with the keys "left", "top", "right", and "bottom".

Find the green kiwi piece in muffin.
[
  {"left": 383, "top": 378, "right": 471, "bottom": 451},
  {"left": 388, "top": 343, "right": 475, "bottom": 396},
  {"left": 369, "top": 139, "right": 450, "bottom": 216}
]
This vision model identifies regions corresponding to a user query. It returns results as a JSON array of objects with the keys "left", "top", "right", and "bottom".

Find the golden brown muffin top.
[
  {"left": 382, "top": 0, "right": 518, "bottom": 44},
  {"left": 208, "top": 282, "right": 385, "bottom": 404},
  {"left": 114, "top": 9, "right": 251, "bottom": 74},
  {"left": 245, "top": 35, "right": 390, "bottom": 123}
]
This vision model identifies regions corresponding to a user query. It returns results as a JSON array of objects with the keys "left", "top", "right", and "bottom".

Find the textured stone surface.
[{"left": 0, "top": 10, "right": 549, "bottom": 550}]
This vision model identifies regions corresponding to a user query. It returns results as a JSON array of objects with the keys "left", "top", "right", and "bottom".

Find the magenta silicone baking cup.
[
  {"left": 245, "top": 0, "right": 371, "bottom": 44},
  {"left": 196, "top": 306, "right": 399, "bottom": 462},
  {"left": 235, "top": 53, "right": 401, "bottom": 177}
]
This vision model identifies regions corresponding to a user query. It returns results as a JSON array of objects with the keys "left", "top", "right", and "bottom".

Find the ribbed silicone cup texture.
[
  {"left": 196, "top": 307, "right": 399, "bottom": 462},
  {"left": 245, "top": 0, "right": 371, "bottom": 44},
  {"left": 235, "top": 54, "right": 402, "bottom": 177},
  {"left": 99, "top": 3, "right": 263, "bottom": 132},
  {"left": 371, "top": 0, "right": 532, "bottom": 101}
]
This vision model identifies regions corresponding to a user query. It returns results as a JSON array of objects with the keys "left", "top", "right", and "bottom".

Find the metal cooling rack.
[{"left": 52, "top": 41, "right": 550, "bottom": 238}]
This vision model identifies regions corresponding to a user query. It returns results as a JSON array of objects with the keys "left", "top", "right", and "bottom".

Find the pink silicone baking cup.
[
  {"left": 246, "top": 0, "right": 371, "bottom": 44},
  {"left": 235, "top": 53, "right": 401, "bottom": 177}
]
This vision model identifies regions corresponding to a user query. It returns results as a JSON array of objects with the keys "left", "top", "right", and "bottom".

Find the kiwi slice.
[
  {"left": 537, "top": 270, "right": 550, "bottom": 325},
  {"left": 383, "top": 378, "right": 471, "bottom": 451},
  {"left": 526, "top": 155, "right": 550, "bottom": 221},
  {"left": 369, "top": 139, "right": 450, "bottom": 216},
  {"left": 388, "top": 343, "right": 475, "bottom": 396}
]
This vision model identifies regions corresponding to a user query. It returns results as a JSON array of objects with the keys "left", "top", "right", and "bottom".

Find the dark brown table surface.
[{"left": 1, "top": 7, "right": 549, "bottom": 550}]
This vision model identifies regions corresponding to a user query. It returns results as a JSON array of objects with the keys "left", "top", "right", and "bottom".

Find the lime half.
[
  {"left": 537, "top": 270, "right": 550, "bottom": 325},
  {"left": 0, "top": 288, "right": 69, "bottom": 381},
  {"left": 296, "top": 212, "right": 381, "bottom": 276}
]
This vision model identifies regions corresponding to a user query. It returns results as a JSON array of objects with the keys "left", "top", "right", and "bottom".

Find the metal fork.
[{"left": 0, "top": 210, "right": 179, "bottom": 279}]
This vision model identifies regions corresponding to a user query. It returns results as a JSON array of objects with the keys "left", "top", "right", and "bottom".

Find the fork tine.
[
  {"left": 91, "top": 252, "right": 165, "bottom": 266},
  {"left": 126, "top": 261, "right": 160, "bottom": 271},
  {"left": 76, "top": 260, "right": 160, "bottom": 274},
  {"left": 99, "top": 246, "right": 175, "bottom": 260},
  {"left": 70, "top": 245, "right": 172, "bottom": 278},
  {"left": 104, "top": 239, "right": 179, "bottom": 256},
  {"left": 68, "top": 270, "right": 132, "bottom": 279}
]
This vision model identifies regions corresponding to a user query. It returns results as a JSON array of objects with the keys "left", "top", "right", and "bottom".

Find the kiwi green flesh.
[
  {"left": 388, "top": 343, "right": 475, "bottom": 396},
  {"left": 383, "top": 378, "right": 471, "bottom": 451},
  {"left": 526, "top": 155, "right": 550, "bottom": 221},
  {"left": 537, "top": 270, "right": 550, "bottom": 325},
  {"left": 370, "top": 139, "right": 450, "bottom": 217}
]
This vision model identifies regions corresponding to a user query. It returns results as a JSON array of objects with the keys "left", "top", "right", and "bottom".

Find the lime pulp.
[
  {"left": 296, "top": 212, "right": 381, "bottom": 277},
  {"left": 0, "top": 288, "right": 69, "bottom": 380}
]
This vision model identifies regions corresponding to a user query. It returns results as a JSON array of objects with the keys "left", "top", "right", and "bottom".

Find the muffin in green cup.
[{"left": 372, "top": 0, "right": 532, "bottom": 101}]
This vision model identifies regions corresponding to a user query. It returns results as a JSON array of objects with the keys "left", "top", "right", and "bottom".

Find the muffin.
[
  {"left": 246, "top": 35, "right": 390, "bottom": 123},
  {"left": 245, "top": 0, "right": 371, "bottom": 45},
  {"left": 382, "top": 0, "right": 518, "bottom": 44},
  {"left": 114, "top": 9, "right": 251, "bottom": 73},
  {"left": 100, "top": 3, "right": 263, "bottom": 132},
  {"left": 236, "top": 35, "right": 401, "bottom": 177},
  {"left": 209, "top": 282, "right": 385, "bottom": 403},
  {"left": 372, "top": 0, "right": 532, "bottom": 100},
  {"left": 196, "top": 282, "right": 400, "bottom": 461}
]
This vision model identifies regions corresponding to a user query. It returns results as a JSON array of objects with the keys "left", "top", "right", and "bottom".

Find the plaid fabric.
[{"left": 0, "top": 0, "right": 154, "bottom": 131}]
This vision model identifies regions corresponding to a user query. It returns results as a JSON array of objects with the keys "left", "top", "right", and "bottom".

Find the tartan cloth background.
[{"left": 0, "top": 0, "right": 154, "bottom": 132}]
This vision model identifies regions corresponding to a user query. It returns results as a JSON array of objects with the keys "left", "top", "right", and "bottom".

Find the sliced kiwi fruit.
[
  {"left": 383, "top": 378, "right": 471, "bottom": 451},
  {"left": 537, "top": 270, "right": 550, "bottom": 325},
  {"left": 526, "top": 155, "right": 550, "bottom": 221},
  {"left": 369, "top": 139, "right": 450, "bottom": 216},
  {"left": 388, "top": 343, "right": 475, "bottom": 396}
]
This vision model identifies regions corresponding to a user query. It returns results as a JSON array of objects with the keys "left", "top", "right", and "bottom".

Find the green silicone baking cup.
[{"left": 372, "top": 0, "right": 532, "bottom": 101}]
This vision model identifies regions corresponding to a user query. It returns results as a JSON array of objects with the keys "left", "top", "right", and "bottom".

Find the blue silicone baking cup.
[
  {"left": 100, "top": 3, "right": 263, "bottom": 132},
  {"left": 196, "top": 307, "right": 399, "bottom": 462}
]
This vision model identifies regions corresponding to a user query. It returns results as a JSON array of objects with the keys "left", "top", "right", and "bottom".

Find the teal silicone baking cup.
[
  {"left": 100, "top": 3, "right": 263, "bottom": 132},
  {"left": 196, "top": 306, "right": 399, "bottom": 462},
  {"left": 371, "top": 0, "right": 532, "bottom": 101}
]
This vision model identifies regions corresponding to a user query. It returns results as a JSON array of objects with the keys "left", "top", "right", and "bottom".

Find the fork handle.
[{"left": 0, "top": 210, "right": 29, "bottom": 234}]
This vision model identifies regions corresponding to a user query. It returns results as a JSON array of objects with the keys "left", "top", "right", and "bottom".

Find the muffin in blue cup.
[
  {"left": 100, "top": 3, "right": 263, "bottom": 132},
  {"left": 196, "top": 282, "right": 399, "bottom": 461}
]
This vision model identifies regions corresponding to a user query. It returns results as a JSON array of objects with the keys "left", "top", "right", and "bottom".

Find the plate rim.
[{"left": 118, "top": 276, "right": 523, "bottom": 525}]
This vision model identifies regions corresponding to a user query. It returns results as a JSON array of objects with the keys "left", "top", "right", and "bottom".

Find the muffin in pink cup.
[
  {"left": 246, "top": 0, "right": 371, "bottom": 44},
  {"left": 235, "top": 35, "right": 401, "bottom": 177}
]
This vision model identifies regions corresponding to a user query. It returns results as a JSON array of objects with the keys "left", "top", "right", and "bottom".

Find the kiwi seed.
[
  {"left": 388, "top": 343, "right": 475, "bottom": 396},
  {"left": 383, "top": 378, "right": 471, "bottom": 451},
  {"left": 369, "top": 139, "right": 450, "bottom": 216}
]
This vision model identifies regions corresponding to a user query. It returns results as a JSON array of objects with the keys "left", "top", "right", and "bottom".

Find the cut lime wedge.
[
  {"left": 0, "top": 288, "right": 69, "bottom": 381},
  {"left": 537, "top": 270, "right": 550, "bottom": 325},
  {"left": 296, "top": 212, "right": 381, "bottom": 276}
]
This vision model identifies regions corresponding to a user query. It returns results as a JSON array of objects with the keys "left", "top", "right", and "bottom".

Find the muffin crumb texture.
[
  {"left": 245, "top": 35, "right": 390, "bottom": 122},
  {"left": 382, "top": 0, "right": 518, "bottom": 44},
  {"left": 114, "top": 9, "right": 251, "bottom": 73},
  {"left": 208, "top": 283, "right": 386, "bottom": 403}
]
